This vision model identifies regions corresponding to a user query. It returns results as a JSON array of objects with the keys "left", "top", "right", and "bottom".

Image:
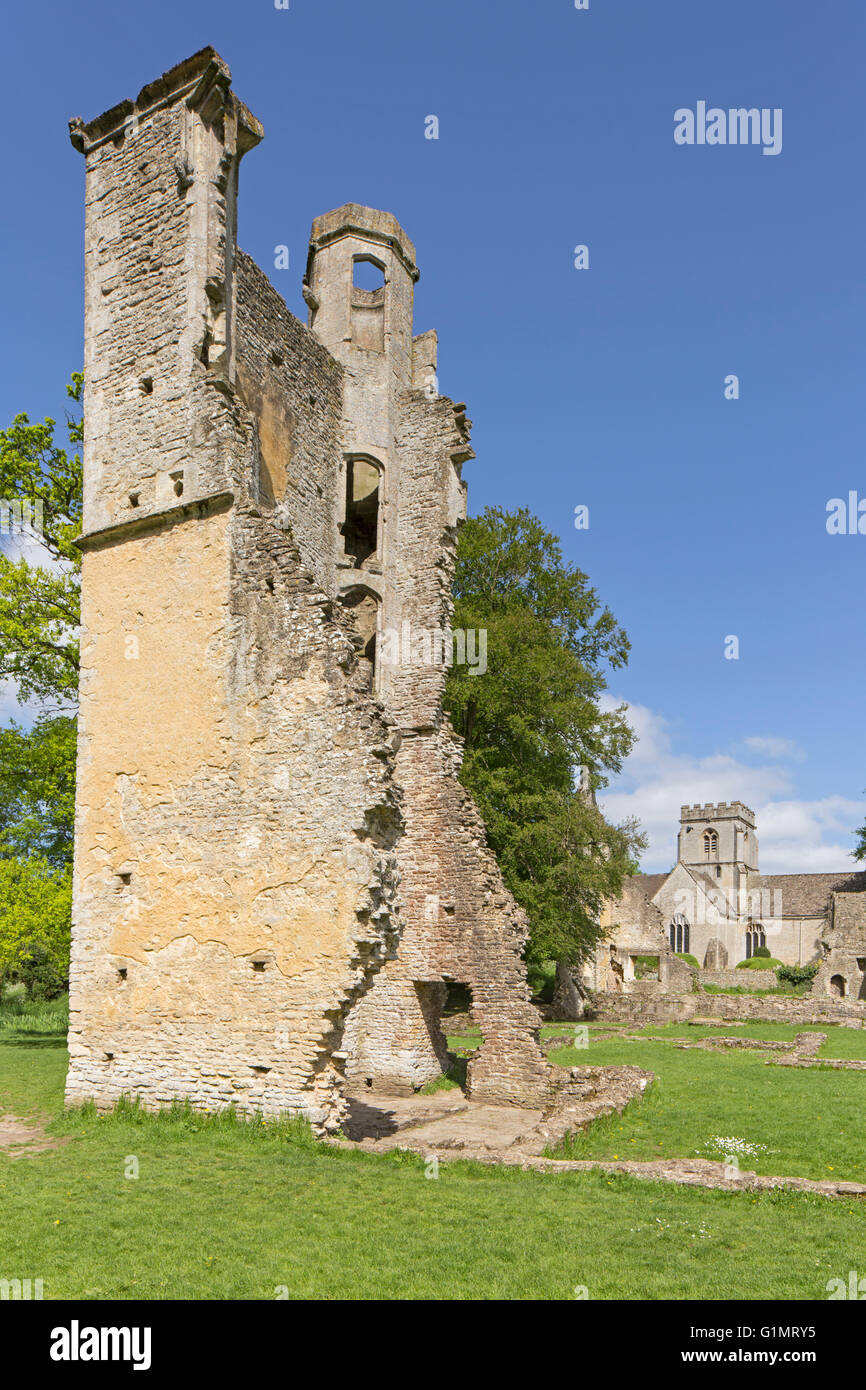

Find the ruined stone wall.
[
  {"left": 66, "top": 49, "right": 407, "bottom": 1132},
  {"left": 697, "top": 968, "right": 783, "bottom": 992},
  {"left": 814, "top": 890, "right": 866, "bottom": 1000},
  {"left": 832, "top": 891, "right": 866, "bottom": 941},
  {"left": 67, "top": 494, "right": 405, "bottom": 1132},
  {"left": 234, "top": 250, "right": 344, "bottom": 587},
  {"left": 589, "top": 879, "right": 692, "bottom": 994},
  {"left": 343, "top": 716, "right": 553, "bottom": 1105},
  {"left": 375, "top": 389, "right": 466, "bottom": 721},
  {"left": 593, "top": 991, "right": 866, "bottom": 1028},
  {"left": 69, "top": 51, "right": 263, "bottom": 535},
  {"left": 342, "top": 390, "right": 552, "bottom": 1107},
  {"left": 67, "top": 48, "right": 554, "bottom": 1126}
]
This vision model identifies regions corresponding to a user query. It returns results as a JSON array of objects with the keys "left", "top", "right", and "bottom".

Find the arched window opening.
[
  {"left": 342, "top": 457, "right": 381, "bottom": 566},
  {"left": 744, "top": 927, "right": 766, "bottom": 960},
  {"left": 350, "top": 257, "right": 386, "bottom": 350},
  {"left": 353, "top": 256, "right": 386, "bottom": 291},
  {"left": 670, "top": 913, "right": 690, "bottom": 955},
  {"left": 704, "top": 829, "right": 719, "bottom": 860}
]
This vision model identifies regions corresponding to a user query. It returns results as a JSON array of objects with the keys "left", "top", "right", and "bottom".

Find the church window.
[
  {"left": 745, "top": 927, "right": 766, "bottom": 959},
  {"left": 670, "top": 913, "right": 690, "bottom": 954}
]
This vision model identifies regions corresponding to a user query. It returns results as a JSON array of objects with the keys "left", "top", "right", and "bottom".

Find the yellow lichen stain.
[{"left": 73, "top": 510, "right": 377, "bottom": 1028}]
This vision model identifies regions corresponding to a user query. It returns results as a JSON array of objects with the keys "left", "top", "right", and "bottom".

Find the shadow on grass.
[
  {"left": 445, "top": 1053, "right": 469, "bottom": 1089},
  {"left": 0, "top": 1032, "right": 67, "bottom": 1049},
  {"left": 418, "top": 1053, "right": 469, "bottom": 1096}
]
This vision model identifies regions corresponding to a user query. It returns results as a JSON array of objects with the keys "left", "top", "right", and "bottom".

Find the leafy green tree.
[
  {"left": 0, "top": 373, "right": 82, "bottom": 710},
  {"left": 0, "top": 375, "right": 81, "bottom": 869},
  {"left": 855, "top": 804, "right": 866, "bottom": 862},
  {"left": 444, "top": 507, "right": 645, "bottom": 973},
  {"left": 0, "top": 716, "right": 76, "bottom": 867},
  {"left": 0, "top": 857, "right": 71, "bottom": 1000},
  {"left": 0, "top": 377, "right": 81, "bottom": 991}
]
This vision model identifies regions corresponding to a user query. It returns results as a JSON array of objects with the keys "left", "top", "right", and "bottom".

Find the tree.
[
  {"left": 0, "top": 716, "right": 76, "bottom": 867},
  {"left": 0, "top": 375, "right": 81, "bottom": 871},
  {"left": 0, "top": 373, "right": 82, "bottom": 710},
  {"left": 0, "top": 377, "right": 82, "bottom": 992},
  {"left": 0, "top": 857, "right": 71, "bottom": 1000},
  {"left": 856, "top": 817, "right": 866, "bottom": 863},
  {"left": 443, "top": 507, "right": 645, "bottom": 979}
]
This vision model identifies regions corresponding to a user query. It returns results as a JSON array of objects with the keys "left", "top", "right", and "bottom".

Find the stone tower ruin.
[{"left": 65, "top": 47, "right": 552, "bottom": 1131}]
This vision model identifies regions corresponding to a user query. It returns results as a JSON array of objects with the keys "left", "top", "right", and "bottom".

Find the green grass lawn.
[
  {"left": 1, "top": 1001, "right": 866, "bottom": 1300},
  {"left": 548, "top": 1021, "right": 866, "bottom": 1182}
]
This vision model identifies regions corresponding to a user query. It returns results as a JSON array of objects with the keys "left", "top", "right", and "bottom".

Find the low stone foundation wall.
[
  {"left": 590, "top": 991, "right": 866, "bottom": 1028},
  {"left": 698, "top": 968, "right": 782, "bottom": 992}
]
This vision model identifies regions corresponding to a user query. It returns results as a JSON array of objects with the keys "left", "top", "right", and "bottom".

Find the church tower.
[{"left": 677, "top": 801, "right": 759, "bottom": 901}]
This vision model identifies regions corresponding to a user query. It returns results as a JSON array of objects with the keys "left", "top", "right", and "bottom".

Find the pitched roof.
[
  {"left": 684, "top": 868, "right": 739, "bottom": 916},
  {"left": 623, "top": 867, "right": 866, "bottom": 921},
  {"left": 756, "top": 871, "right": 866, "bottom": 918},
  {"left": 632, "top": 873, "right": 670, "bottom": 902},
  {"left": 631, "top": 867, "right": 737, "bottom": 916}
]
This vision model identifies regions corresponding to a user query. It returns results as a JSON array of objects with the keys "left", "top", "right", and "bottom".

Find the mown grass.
[
  {"left": 1, "top": 1000, "right": 866, "bottom": 1299},
  {"left": 549, "top": 1021, "right": 866, "bottom": 1182},
  {"left": 0, "top": 991, "right": 70, "bottom": 1117}
]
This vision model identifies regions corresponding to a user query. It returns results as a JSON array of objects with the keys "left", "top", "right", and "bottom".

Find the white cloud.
[
  {"left": 757, "top": 799, "right": 863, "bottom": 872},
  {"left": 742, "top": 736, "right": 804, "bottom": 761},
  {"left": 1, "top": 528, "right": 66, "bottom": 575},
  {"left": 599, "top": 697, "right": 860, "bottom": 875}
]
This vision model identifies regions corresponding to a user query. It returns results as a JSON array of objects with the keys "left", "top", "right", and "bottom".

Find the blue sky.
[{"left": 1, "top": 0, "right": 863, "bottom": 871}]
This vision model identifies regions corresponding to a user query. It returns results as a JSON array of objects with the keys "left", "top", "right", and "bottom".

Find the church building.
[{"left": 587, "top": 802, "right": 866, "bottom": 987}]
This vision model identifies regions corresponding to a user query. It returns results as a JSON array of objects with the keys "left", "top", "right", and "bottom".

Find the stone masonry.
[
  {"left": 65, "top": 48, "right": 552, "bottom": 1131},
  {"left": 814, "top": 888, "right": 866, "bottom": 1001}
]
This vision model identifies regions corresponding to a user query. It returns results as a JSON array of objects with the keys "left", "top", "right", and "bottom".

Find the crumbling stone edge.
[{"left": 327, "top": 1058, "right": 866, "bottom": 1199}]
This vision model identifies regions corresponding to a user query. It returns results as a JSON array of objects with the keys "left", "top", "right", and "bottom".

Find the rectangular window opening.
[{"left": 342, "top": 459, "right": 380, "bottom": 565}]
